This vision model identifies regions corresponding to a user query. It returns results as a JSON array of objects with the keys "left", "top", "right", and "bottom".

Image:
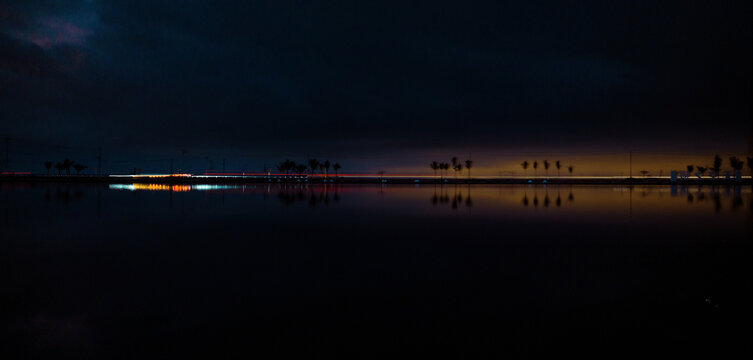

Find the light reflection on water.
[
  {"left": 103, "top": 183, "right": 753, "bottom": 215},
  {"left": 0, "top": 183, "right": 751, "bottom": 358}
]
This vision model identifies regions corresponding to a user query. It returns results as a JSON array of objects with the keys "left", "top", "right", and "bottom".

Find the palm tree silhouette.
[
  {"left": 451, "top": 157, "right": 458, "bottom": 168},
  {"left": 323, "top": 160, "right": 331, "bottom": 178},
  {"left": 61, "top": 158, "right": 74, "bottom": 175},
  {"left": 696, "top": 166, "right": 707, "bottom": 177},
  {"left": 454, "top": 163, "right": 463, "bottom": 178},
  {"left": 54, "top": 162, "right": 63, "bottom": 175},
  {"left": 712, "top": 155, "right": 722, "bottom": 177},
  {"left": 543, "top": 160, "right": 550, "bottom": 178},
  {"left": 555, "top": 160, "right": 561, "bottom": 177},
  {"left": 533, "top": 161, "right": 538, "bottom": 177},
  {"left": 73, "top": 164, "right": 87, "bottom": 174},
  {"left": 308, "top": 158, "right": 320, "bottom": 177},
  {"left": 465, "top": 160, "right": 473, "bottom": 179},
  {"left": 686, "top": 165, "right": 694, "bottom": 174},
  {"left": 44, "top": 161, "right": 52, "bottom": 175},
  {"left": 295, "top": 164, "right": 307, "bottom": 175},
  {"left": 747, "top": 157, "right": 753, "bottom": 176},
  {"left": 521, "top": 161, "right": 529, "bottom": 177},
  {"left": 430, "top": 161, "right": 440, "bottom": 177},
  {"left": 441, "top": 163, "right": 449, "bottom": 179},
  {"left": 568, "top": 165, "right": 574, "bottom": 176},
  {"left": 729, "top": 156, "right": 744, "bottom": 176},
  {"left": 333, "top": 163, "right": 341, "bottom": 177}
]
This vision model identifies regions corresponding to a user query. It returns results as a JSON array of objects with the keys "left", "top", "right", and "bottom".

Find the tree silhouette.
[
  {"left": 686, "top": 165, "right": 694, "bottom": 174},
  {"left": 323, "top": 160, "right": 331, "bottom": 178},
  {"left": 712, "top": 155, "right": 722, "bottom": 177},
  {"left": 73, "top": 164, "right": 87, "bottom": 174},
  {"left": 333, "top": 163, "right": 341, "bottom": 177},
  {"left": 441, "top": 163, "right": 450, "bottom": 178},
  {"left": 555, "top": 160, "right": 561, "bottom": 177},
  {"left": 696, "top": 166, "right": 707, "bottom": 176},
  {"left": 430, "top": 161, "right": 440, "bottom": 177},
  {"left": 729, "top": 156, "right": 744, "bottom": 175},
  {"left": 451, "top": 157, "right": 458, "bottom": 168},
  {"left": 543, "top": 160, "right": 550, "bottom": 177},
  {"left": 295, "top": 164, "right": 307, "bottom": 175},
  {"left": 61, "top": 158, "right": 74, "bottom": 175},
  {"left": 54, "top": 162, "right": 63, "bottom": 175},
  {"left": 308, "top": 158, "right": 320, "bottom": 176},
  {"left": 44, "top": 161, "right": 52, "bottom": 175},
  {"left": 640, "top": 170, "right": 649, "bottom": 177},
  {"left": 568, "top": 165, "right": 574, "bottom": 176},
  {"left": 521, "top": 161, "right": 529, "bottom": 177},
  {"left": 533, "top": 161, "right": 538, "bottom": 177},
  {"left": 465, "top": 160, "right": 473, "bottom": 179},
  {"left": 747, "top": 157, "right": 753, "bottom": 176},
  {"left": 454, "top": 163, "right": 463, "bottom": 178}
]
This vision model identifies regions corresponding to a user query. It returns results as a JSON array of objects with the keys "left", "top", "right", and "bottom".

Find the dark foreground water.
[{"left": 1, "top": 183, "right": 751, "bottom": 358}]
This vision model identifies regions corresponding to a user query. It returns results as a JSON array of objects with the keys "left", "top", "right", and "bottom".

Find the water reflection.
[
  {"left": 78, "top": 183, "right": 753, "bottom": 215},
  {"left": 1, "top": 182, "right": 751, "bottom": 358},
  {"left": 431, "top": 185, "right": 473, "bottom": 209}
]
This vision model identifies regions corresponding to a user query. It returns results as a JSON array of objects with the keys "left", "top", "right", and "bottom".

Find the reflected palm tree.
[
  {"left": 533, "top": 196, "right": 539, "bottom": 207},
  {"left": 522, "top": 194, "right": 529, "bottom": 206},
  {"left": 732, "top": 195, "right": 743, "bottom": 210},
  {"left": 712, "top": 192, "right": 721, "bottom": 212}
]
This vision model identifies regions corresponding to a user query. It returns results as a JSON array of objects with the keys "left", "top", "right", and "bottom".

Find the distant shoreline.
[{"left": 2, "top": 175, "right": 752, "bottom": 186}]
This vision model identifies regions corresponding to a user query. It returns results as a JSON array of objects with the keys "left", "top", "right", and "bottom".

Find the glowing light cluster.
[{"left": 109, "top": 184, "right": 241, "bottom": 192}]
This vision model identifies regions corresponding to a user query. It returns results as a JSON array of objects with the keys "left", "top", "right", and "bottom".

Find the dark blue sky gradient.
[{"left": 1, "top": 1, "right": 751, "bottom": 173}]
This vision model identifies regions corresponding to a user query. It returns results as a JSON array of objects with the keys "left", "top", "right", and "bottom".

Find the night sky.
[{"left": 1, "top": 1, "right": 751, "bottom": 175}]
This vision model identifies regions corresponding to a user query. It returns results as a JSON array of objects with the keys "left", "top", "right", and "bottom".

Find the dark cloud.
[{"left": 1, "top": 1, "right": 751, "bottom": 172}]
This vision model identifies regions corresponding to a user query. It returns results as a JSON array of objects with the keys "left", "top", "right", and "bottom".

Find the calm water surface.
[{"left": 1, "top": 183, "right": 751, "bottom": 358}]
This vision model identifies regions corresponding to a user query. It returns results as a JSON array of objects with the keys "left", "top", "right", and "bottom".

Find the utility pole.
[
  {"left": 97, "top": 147, "right": 102, "bottom": 175},
  {"left": 629, "top": 151, "right": 633, "bottom": 179},
  {"left": 4, "top": 137, "right": 9, "bottom": 171}
]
